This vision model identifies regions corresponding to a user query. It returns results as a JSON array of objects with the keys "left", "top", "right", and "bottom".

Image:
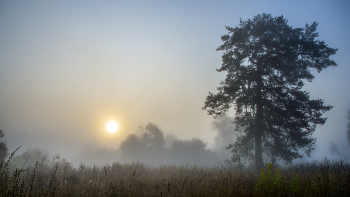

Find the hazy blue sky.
[{"left": 1, "top": 0, "right": 349, "bottom": 162}]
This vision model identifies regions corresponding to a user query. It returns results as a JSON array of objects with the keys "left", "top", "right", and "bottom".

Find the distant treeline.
[
  {"left": 10, "top": 121, "right": 235, "bottom": 168},
  {"left": 78, "top": 123, "right": 221, "bottom": 166}
]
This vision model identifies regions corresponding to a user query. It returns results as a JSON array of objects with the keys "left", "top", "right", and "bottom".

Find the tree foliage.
[
  {"left": 141, "top": 123, "right": 165, "bottom": 150},
  {"left": 119, "top": 123, "right": 219, "bottom": 165},
  {"left": 120, "top": 134, "right": 143, "bottom": 162},
  {"left": 169, "top": 138, "right": 219, "bottom": 165},
  {"left": 203, "top": 13, "right": 337, "bottom": 169},
  {"left": 0, "top": 130, "right": 8, "bottom": 162}
]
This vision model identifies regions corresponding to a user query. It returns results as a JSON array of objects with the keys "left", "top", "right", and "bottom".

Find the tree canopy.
[
  {"left": 203, "top": 13, "right": 337, "bottom": 170},
  {"left": 141, "top": 123, "right": 165, "bottom": 150}
]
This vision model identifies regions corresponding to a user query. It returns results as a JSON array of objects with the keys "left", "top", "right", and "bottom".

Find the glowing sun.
[{"left": 106, "top": 121, "right": 119, "bottom": 133}]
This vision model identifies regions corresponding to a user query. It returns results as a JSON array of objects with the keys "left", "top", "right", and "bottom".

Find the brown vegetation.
[{"left": 1, "top": 150, "right": 350, "bottom": 197}]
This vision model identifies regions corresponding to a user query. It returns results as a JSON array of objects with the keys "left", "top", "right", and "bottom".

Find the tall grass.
[{"left": 1, "top": 153, "right": 350, "bottom": 196}]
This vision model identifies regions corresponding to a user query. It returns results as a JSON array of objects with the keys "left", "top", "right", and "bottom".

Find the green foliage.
[
  {"left": 255, "top": 163, "right": 285, "bottom": 196},
  {"left": 290, "top": 171, "right": 301, "bottom": 195}
]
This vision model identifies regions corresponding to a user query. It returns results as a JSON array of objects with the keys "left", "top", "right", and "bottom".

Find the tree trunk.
[{"left": 255, "top": 62, "right": 263, "bottom": 172}]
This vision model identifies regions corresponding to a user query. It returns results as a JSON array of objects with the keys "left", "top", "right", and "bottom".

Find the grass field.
[{"left": 1, "top": 150, "right": 350, "bottom": 196}]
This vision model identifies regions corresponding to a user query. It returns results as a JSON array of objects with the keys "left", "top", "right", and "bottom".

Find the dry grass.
[{"left": 2, "top": 152, "right": 350, "bottom": 196}]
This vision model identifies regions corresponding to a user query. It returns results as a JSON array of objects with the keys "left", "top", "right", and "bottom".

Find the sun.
[{"left": 106, "top": 121, "right": 119, "bottom": 133}]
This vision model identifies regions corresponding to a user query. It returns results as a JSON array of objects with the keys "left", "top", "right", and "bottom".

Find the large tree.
[{"left": 203, "top": 13, "right": 337, "bottom": 171}]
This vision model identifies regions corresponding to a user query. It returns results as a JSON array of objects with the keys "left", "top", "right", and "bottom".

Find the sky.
[{"left": 1, "top": 0, "right": 350, "bottom": 162}]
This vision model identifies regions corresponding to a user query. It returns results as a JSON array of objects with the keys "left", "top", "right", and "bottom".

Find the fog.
[
  {"left": 10, "top": 122, "right": 227, "bottom": 168},
  {"left": 1, "top": 0, "right": 350, "bottom": 167}
]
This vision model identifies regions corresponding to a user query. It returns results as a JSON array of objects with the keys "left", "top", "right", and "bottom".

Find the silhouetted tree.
[
  {"left": 141, "top": 123, "right": 165, "bottom": 150},
  {"left": 74, "top": 147, "right": 121, "bottom": 166},
  {"left": 212, "top": 116, "right": 237, "bottom": 160},
  {"left": 171, "top": 138, "right": 207, "bottom": 153},
  {"left": 347, "top": 108, "right": 350, "bottom": 146},
  {"left": 119, "top": 134, "right": 143, "bottom": 162},
  {"left": 164, "top": 133, "right": 177, "bottom": 148},
  {"left": 328, "top": 141, "right": 350, "bottom": 161},
  {"left": 120, "top": 123, "right": 166, "bottom": 164},
  {"left": 10, "top": 148, "right": 48, "bottom": 169},
  {"left": 203, "top": 13, "right": 337, "bottom": 170},
  {"left": 169, "top": 138, "right": 218, "bottom": 165},
  {"left": 329, "top": 141, "right": 341, "bottom": 157},
  {"left": 0, "top": 130, "right": 8, "bottom": 162}
]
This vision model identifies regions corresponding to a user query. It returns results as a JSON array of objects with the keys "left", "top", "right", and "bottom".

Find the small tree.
[
  {"left": 203, "top": 13, "right": 337, "bottom": 171},
  {"left": 169, "top": 138, "right": 218, "bottom": 165},
  {"left": 347, "top": 108, "right": 350, "bottom": 146},
  {"left": 0, "top": 130, "right": 8, "bottom": 162},
  {"left": 212, "top": 116, "right": 237, "bottom": 161},
  {"left": 120, "top": 123, "right": 166, "bottom": 164},
  {"left": 141, "top": 123, "right": 165, "bottom": 150},
  {"left": 119, "top": 134, "right": 143, "bottom": 162}
]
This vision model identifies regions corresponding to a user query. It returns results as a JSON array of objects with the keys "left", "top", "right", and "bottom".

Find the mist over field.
[{"left": 1, "top": 0, "right": 350, "bottom": 168}]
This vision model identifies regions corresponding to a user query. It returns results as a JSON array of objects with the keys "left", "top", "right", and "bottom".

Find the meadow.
[{"left": 1, "top": 148, "right": 350, "bottom": 197}]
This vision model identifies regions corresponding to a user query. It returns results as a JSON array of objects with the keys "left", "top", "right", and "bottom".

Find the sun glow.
[{"left": 106, "top": 121, "right": 119, "bottom": 133}]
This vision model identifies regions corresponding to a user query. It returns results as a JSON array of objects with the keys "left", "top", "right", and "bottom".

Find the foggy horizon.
[{"left": 1, "top": 0, "right": 350, "bottom": 166}]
